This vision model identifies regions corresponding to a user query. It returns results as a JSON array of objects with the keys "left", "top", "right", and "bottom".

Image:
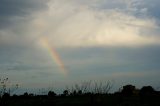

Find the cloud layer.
[
  {"left": 26, "top": 0, "right": 160, "bottom": 47},
  {"left": 1, "top": 0, "right": 160, "bottom": 48}
]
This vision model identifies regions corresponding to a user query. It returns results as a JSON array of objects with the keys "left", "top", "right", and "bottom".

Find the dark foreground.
[
  {"left": 1, "top": 94, "right": 160, "bottom": 106},
  {"left": 1, "top": 84, "right": 160, "bottom": 106}
]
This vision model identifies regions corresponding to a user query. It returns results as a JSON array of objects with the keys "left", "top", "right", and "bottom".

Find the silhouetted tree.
[
  {"left": 93, "top": 81, "right": 113, "bottom": 94},
  {"left": 63, "top": 90, "right": 69, "bottom": 96},
  {"left": 2, "top": 93, "right": 10, "bottom": 99},
  {"left": 140, "top": 86, "right": 155, "bottom": 97},
  {"left": 0, "top": 78, "right": 18, "bottom": 97},
  {"left": 12, "top": 94, "right": 18, "bottom": 99},
  {"left": 0, "top": 78, "right": 9, "bottom": 97},
  {"left": 70, "top": 90, "right": 77, "bottom": 96},
  {"left": 77, "top": 90, "right": 82, "bottom": 95},
  {"left": 66, "top": 80, "right": 113, "bottom": 95},
  {"left": 23, "top": 92, "right": 29, "bottom": 98},
  {"left": 48, "top": 91, "right": 56, "bottom": 97},
  {"left": 73, "top": 90, "right": 77, "bottom": 96},
  {"left": 29, "top": 93, "right": 34, "bottom": 96},
  {"left": 121, "top": 85, "right": 136, "bottom": 97}
]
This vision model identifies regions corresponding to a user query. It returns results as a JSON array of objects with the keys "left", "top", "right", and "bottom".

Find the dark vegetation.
[{"left": 0, "top": 78, "right": 160, "bottom": 106}]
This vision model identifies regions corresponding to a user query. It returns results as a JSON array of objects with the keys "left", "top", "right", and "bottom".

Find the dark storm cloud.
[{"left": 0, "top": 0, "right": 49, "bottom": 29}]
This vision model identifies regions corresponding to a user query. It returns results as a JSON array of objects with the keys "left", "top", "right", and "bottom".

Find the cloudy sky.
[{"left": 0, "top": 0, "right": 160, "bottom": 93}]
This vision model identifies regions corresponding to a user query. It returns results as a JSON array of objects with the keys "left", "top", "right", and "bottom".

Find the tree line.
[{"left": 0, "top": 78, "right": 160, "bottom": 106}]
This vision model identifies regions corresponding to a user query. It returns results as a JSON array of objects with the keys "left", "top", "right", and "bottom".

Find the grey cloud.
[
  {"left": 88, "top": 0, "right": 160, "bottom": 20},
  {"left": 93, "top": 1, "right": 126, "bottom": 10},
  {"left": 58, "top": 46, "right": 160, "bottom": 73},
  {"left": 0, "top": 46, "right": 56, "bottom": 72},
  {"left": 0, "top": 0, "right": 49, "bottom": 29},
  {"left": 60, "top": 46, "right": 160, "bottom": 88},
  {"left": 121, "top": 0, "right": 160, "bottom": 21},
  {"left": 138, "top": 0, "right": 160, "bottom": 19}
]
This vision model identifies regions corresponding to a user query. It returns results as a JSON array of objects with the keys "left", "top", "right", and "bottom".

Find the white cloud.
[
  {"left": 31, "top": 0, "right": 160, "bottom": 48},
  {"left": 1, "top": 0, "right": 160, "bottom": 48}
]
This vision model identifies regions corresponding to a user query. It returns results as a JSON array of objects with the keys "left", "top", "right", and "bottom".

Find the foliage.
[
  {"left": 140, "top": 86, "right": 155, "bottom": 96},
  {"left": 121, "top": 84, "right": 136, "bottom": 96},
  {"left": 48, "top": 91, "right": 56, "bottom": 97},
  {"left": 0, "top": 78, "right": 18, "bottom": 97},
  {"left": 0, "top": 80, "right": 159, "bottom": 106},
  {"left": 65, "top": 80, "right": 113, "bottom": 95}
]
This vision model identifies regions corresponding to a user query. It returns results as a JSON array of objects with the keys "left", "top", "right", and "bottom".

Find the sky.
[{"left": 0, "top": 0, "right": 160, "bottom": 93}]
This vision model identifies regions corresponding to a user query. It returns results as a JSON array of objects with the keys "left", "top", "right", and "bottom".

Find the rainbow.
[{"left": 40, "top": 37, "right": 67, "bottom": 75}]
